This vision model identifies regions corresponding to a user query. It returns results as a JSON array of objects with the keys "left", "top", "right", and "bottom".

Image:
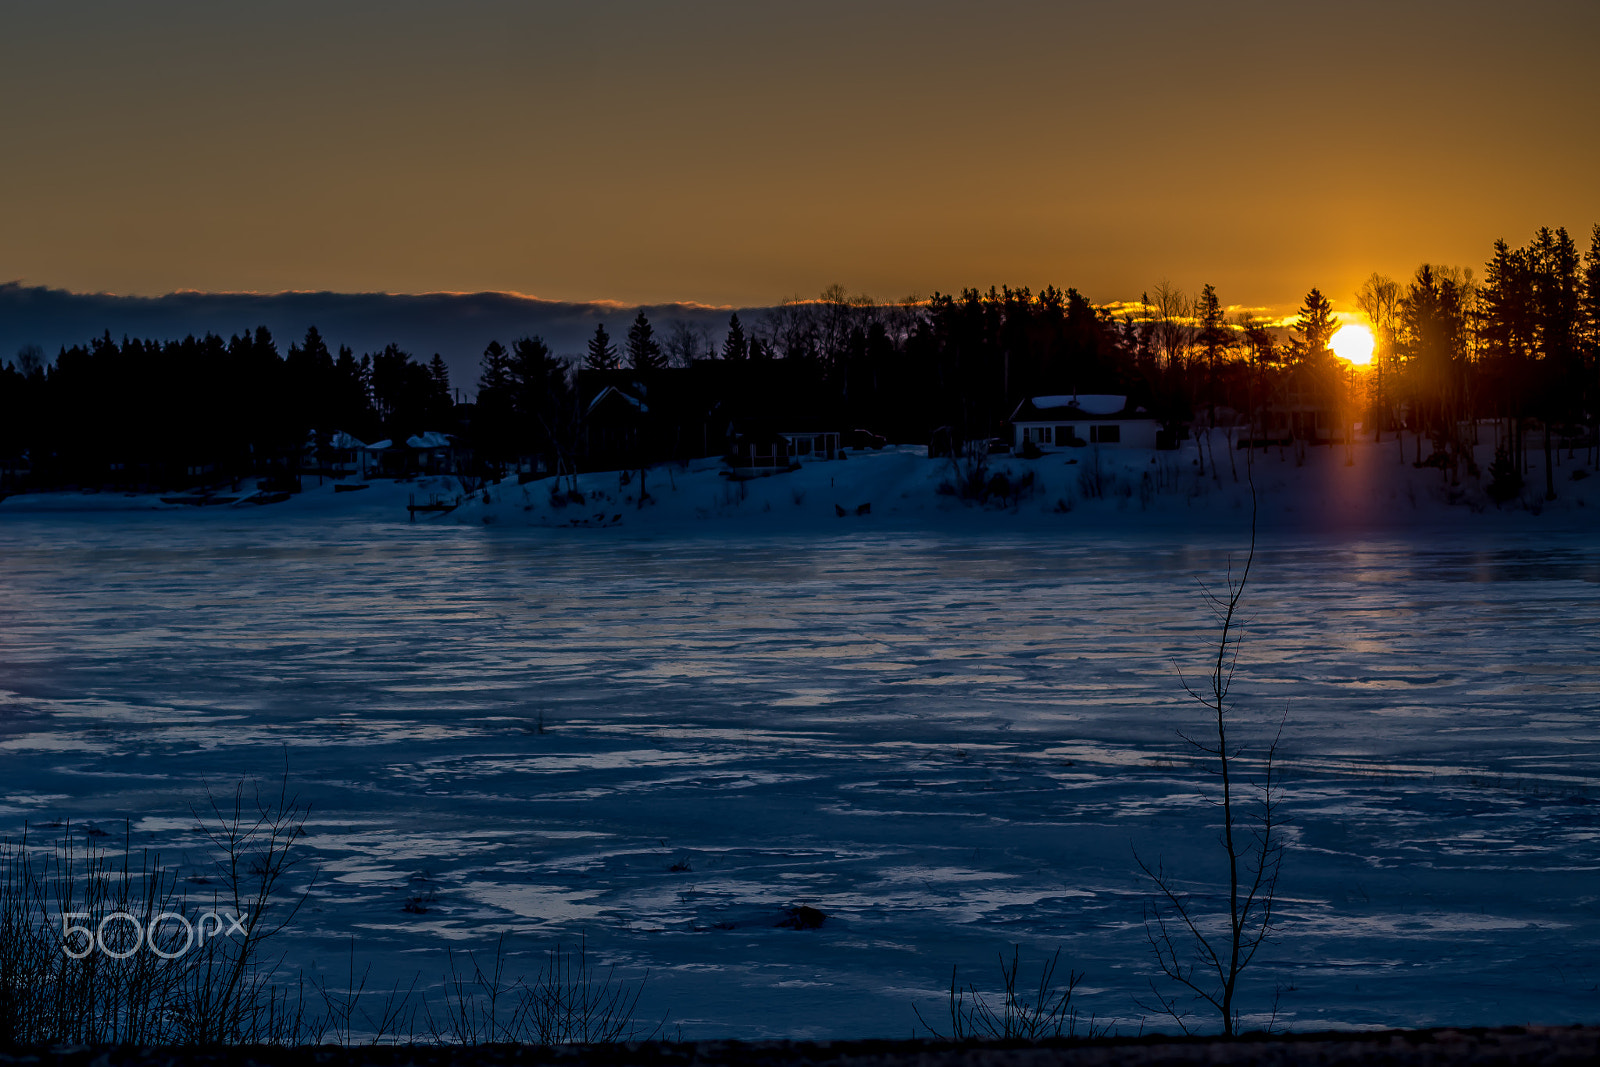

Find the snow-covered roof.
[
  {"left": 364, "top": 439, "right": 393, "bottom": 451},
  {"left": 327, "top": 431, "right": 367, "bottom": 450},
  {"left": 406, "top": 431, "right": 453, "bottom": 450},
  {"left": 1011, "top": 393, "right": 1151, "bottom": 422},
  {"left": 1032, "top": 394, "right": 1126, "bottom": 415},
  {"left": 587, "top": 385, "right": 648, "bottom": 416}
]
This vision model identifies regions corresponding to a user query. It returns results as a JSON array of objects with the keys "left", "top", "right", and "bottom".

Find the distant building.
[
  {"left": 574, "top": 361, "right": 845, "bottom": 474},
  {"left": 1259, "top": 381, "right": 1338, "bottom": 443},
  {"left": 727, "top": 428, "right": 797, "bottom": 477},
  {"left": 779, "top": 430, "right": 840, "bottom": 461},
  {"left": 1009, "top": 395, "right": 1162, "bottom": 450}
]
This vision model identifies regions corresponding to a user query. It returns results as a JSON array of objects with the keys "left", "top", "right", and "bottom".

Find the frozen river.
[{"left": 2, "top": 514, "right": 1599, "bottom": 1037}]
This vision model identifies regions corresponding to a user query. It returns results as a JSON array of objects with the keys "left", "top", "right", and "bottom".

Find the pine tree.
[
  {"left": 428, "top": 354, "right": 451, "bottom": 396},
  {"left": 625, "top": 311, "right": 665, "bottom": 371},
  {"left": 585, "top": 323, "right": 619, "bottom": 371},
  {"left": 1293, "top": 288, "right": 1338, "bottom": 359},
  {"left": 722, "top": 313, "right": 748, "bottom": 361}
]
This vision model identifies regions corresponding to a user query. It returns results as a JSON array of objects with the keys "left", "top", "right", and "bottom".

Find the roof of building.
[
  {"left": 587, "top": 385, "right": 648, "bottom": 416},
  {"left": 1010, "top": 394, "right": 1150, "bottom": 421}
]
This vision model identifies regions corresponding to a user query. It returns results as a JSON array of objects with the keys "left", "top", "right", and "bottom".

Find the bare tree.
[
  {"left": 1356, "top": 273, "right": 1401, "bottom": 448},
  {"left": 1150, "top": 280, "right": 1192, "bottom": 373},
  {"left": 663, "top": 321, "right": 708, "bottom": 367},
  {"left": 1135, "top": 488, "right": 1286, "bottom": 1036}
]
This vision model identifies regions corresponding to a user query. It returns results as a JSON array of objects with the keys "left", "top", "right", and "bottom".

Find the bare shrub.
[
  {"left": 0, "top": 773, "right": 315, "bottom": 1045},
  {"left": 915, "top": 946, "right": 1101, "bottom": 1041},
  {"left": 427, "top": 932, "right": 657, "bottom": 1045}
]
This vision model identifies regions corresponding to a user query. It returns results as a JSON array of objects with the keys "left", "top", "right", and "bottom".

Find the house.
[
  {"left": 322, "top": 431, "right": 367, "bottom": 477},
  {"left": 358, "top": 438, "right": 403, "bottom": 477},
  {"left": 405, "top": 431, "right": 456, "bottom": 475},
  {"left": 779, "top": 430, "right": 841, "bottom": 461},
  {"left": 1259, "top": 382, "right": 1337, "bottom": 444},
  {"left": 582, "top": 384, "right": 650, "bottom": 471},
  {"left": 1009, "top": 395, "right": 1162, "bottom": 450}
]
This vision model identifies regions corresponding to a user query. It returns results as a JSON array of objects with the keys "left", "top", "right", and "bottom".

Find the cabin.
[
  {"left": 1009, "top": 395, "right": 1162, "bottom": 451},
  {"left": 726, "top": 429, "right": 797, "bottom": 478}
]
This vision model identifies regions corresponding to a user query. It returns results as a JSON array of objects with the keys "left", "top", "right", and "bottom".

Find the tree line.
[{"left": 2, "top": 226, "right": 1597, "bottom": 492}]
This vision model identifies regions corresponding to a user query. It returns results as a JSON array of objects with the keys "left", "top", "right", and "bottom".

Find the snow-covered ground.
[
  {"left": 4, "top": 432, "right": 1598, "bottom": 535},
  {"left": 1, "top": 436, "right": 1598, "bottom": 1037}
]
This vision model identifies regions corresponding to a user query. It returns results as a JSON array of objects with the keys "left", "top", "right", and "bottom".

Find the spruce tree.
[
  {"left": 1195, "top": 283, "right": 1228, "bottom": 419},
  {"left": 625, "top": 310, "right": 665, "bottom": 371},
  {"left": 585, "top": 323, "right": 619, "bottom": 371},
  {"left": 1293, "top": 288, "right": 1338, "bottom": 358},
  {"left": 722, "top": 313, "right": 748, "bottom": 361}
]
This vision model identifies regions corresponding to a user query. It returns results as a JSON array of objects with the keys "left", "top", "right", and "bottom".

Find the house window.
[
  {"left": 1091, "top": 424, "right": 1121, "bottom": 444},
  {"left": 1038, "top": 426, "right": 1053, "bottom": 444},
  {"left": 1056, "top": 425, "right": 1073, "bottom": 444}
]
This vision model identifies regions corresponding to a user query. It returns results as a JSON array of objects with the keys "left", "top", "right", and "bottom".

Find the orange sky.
[{"left": 1, "top": 1, "right": 1595, "bottom": 318}]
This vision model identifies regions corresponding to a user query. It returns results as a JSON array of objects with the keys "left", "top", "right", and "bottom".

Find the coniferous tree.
[
  {"left": 1528, "top": 227, "right": 1582, "bottom": 498},
  {"left": 1583, "top": 226, "right": 1600, "bottom": 466},
  {"left": 722, "top": 314, "right": 748, "bottom": 361},
  {"left": 584, "top": 323, "right": 619, "bottom": 371},
  {"left": 330, "top": 345, "right": 373, "bottom": 436},
  {"left": 1583, "top": 226, "right": 1600, "bottom": 352},
  {"left": 476, "top": 340, "right": 516, "bottom": 470},
  {"left": 428, "top": 354, "right": 451, "bottom": 398},
  {"left": 1292, "top": 288, "right": 1338, "bottom": 360},
  {"left": 625, "top": 311, "right": 665, "bottom": 371},
  {"left": 1194, "top": 283, "right": 1229, "bottom": 422},
  {"left": 510, "top": 335, "right": 574, "bottom": 472}
]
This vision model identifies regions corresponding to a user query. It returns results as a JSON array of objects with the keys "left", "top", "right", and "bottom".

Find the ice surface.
[{"left": 1, "top": 439, "right": 1599, "bottom": 1037}]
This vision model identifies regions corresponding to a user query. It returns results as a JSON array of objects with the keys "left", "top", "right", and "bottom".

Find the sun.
[{"left": 1331, "top": 323, "right": 1375, "bottom": 365}]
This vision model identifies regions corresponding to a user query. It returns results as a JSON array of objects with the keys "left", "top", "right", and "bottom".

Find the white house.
[
  {"left": 1009, "top": 394, "right": 1162, "bottom": 451},
  {"left": 779, "top": 430, "right": 841, "bottom": 460}
]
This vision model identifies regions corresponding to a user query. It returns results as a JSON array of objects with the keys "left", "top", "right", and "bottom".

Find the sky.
[{"left": 1, "top": 1, "right": 1596, "bottom": 318}]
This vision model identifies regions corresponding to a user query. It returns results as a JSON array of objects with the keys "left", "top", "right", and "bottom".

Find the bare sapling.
[{"left": 1134, "top": 482, "right": 1287, "bottom": 1036}]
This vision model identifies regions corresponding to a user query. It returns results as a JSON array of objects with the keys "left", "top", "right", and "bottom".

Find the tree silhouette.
[
  {"left": 585, "top": 323, "right": 619, "bottom": 371},
  {"left": 722, "top": 313, "right": 748, "bottom": 361},
  {"left": 625, "top": 311, "right": 665, "bottom": 371},
  {"left": 1292, "top": 288, "right": 1337, "bottom": 360}
]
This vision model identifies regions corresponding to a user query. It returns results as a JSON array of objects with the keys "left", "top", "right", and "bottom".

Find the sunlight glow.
[{"left": 1331, "top": 323, "right": 1375, "bottom": 365}]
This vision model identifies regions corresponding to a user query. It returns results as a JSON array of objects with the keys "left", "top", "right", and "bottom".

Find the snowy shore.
[{"left": 4, "top": 434, "right": 1597, "bottom": 537}]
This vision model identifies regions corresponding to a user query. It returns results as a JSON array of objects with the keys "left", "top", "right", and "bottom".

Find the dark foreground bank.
[{"left": 5, "top": 1029, "right": 1599, "bottom": 1067}]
